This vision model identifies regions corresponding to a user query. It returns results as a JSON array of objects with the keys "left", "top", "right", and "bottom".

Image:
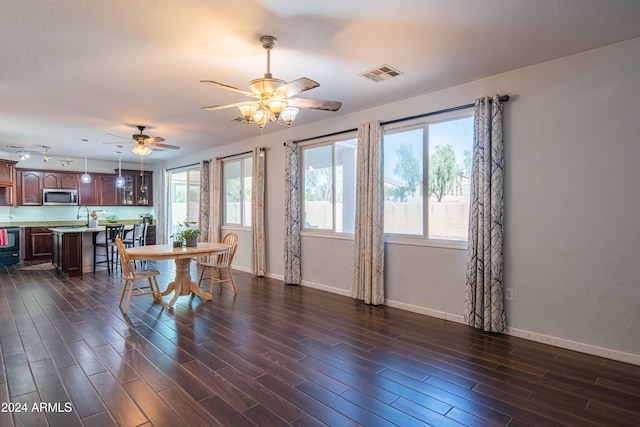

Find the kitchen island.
[
  {"left": 49, "top": 225, "right": 135, "bottom": 277},
  {"left": 49, "top": 225, "right": 102, "bottom": 277}
]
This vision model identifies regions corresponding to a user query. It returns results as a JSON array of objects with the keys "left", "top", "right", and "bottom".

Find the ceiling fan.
[
  {"left": 104, "top": 125, "right": 180, "bottom": 156},
  {"left": 200, "top": 35, "right": 342, "bottom": 129}
]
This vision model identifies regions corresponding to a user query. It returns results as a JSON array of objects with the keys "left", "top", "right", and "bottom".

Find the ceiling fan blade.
[
  {"left": 290, "top": 97, "right": 342, "bottom": 111},
  {"left": 201, "top": 102, "right": 241, "bottom": 111},
  {"left": 144, "top": 137, "right": 165, "bottom": 143},
  {"left": 200, "top": 80, "right": 255, "bottom": 97},
  {"left": 103, "top": 141, "right": 134, "bottom": 145},
  {"left": 107, "top": 132, "right": 130, "bottom": 140},
  {"left": 279, "top": 77, "right": 319, "bottom": 97},
  {"left": 147, "top": 142, "right": 180, "bottom": 150}
]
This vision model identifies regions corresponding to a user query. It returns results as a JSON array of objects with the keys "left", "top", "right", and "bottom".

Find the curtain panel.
[
  {"left": 156, "top": 169, "right": 167, "bottom": 244},
  {"left": 252, "top": 147, "right": 266, "bottom": 276},
  {"left": 210, "top": 158, "right": 222, "bottom": 244},
  {"left": 198, "top": 159, "right": 211, "bottom": 242},
  {"left": 283, "top": 140, "right": 301, "bottom": 285},
  {"left": 464, "top": 94, "right": 507, "bottom": 333},
  {"left": 351, "top": 121, "right": 385, "bottom": 305}
]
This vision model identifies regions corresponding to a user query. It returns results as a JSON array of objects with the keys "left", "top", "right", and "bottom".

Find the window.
[
  {"left": 168, "top": 166, "right": 201, "bottom": 238},
  {"left": 223, "top": 156, "right": 252, "bottom": 227},
  {"left": 383, "top": 111, "right": 473, "bottom": 242},
  {"left": 301, "top": 137, "right": 357, "bottom": 233}
]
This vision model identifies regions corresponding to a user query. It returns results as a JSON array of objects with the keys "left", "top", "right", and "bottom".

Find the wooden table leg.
[{"left": 162, "top": 258, "right": 212, "bottom": 307}]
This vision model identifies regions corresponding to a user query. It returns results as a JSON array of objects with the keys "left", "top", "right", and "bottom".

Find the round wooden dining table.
[{"left": 125, "top": 242, "right": 230, "bottom": 307}]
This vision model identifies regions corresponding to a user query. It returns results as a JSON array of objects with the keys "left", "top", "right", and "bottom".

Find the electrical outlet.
[{"left": 505, "top": 288, "right": 514, "bottom": 300}]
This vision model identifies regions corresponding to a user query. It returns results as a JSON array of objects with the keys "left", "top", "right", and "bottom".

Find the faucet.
[{"left": 77, "top": 205, "right": 89, "bottom": 226}]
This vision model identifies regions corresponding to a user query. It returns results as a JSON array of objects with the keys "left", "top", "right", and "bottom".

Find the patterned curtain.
[
  {"left": 252, "top": 147, "right": 266, "bottom": 276},
  {"left": 210, "top": 158, "right": 222, "bottom": 244},
  {"left": 156, "top": 169, "right": 167, "bottom": 243},
  {"left": 283, "top": 140, "right": 301, "bottom": 285},
  {"left": 351, "top": 121, "right": 385, "bottom": 305},
  {"left": 198, "top": 159, "right": 211, "bottom": 242},
  {"left": 464, "top": 95, "right": 507, "bottom": 332}
]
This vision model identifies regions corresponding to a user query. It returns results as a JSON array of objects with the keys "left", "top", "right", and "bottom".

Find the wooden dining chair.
[
  {"left": 197, "top": 232, "right": 238, "bottom": 294},
  {"left": 115, "top": 238, "right": 164, "bottom": 314}
]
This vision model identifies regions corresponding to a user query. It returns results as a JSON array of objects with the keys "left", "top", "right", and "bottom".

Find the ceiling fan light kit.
[
  {"left": 201, "top": 35, "right": 341, "bottom": 130},
  {"left": 132, "top": 143, "right": 153, "bottom": 156}
]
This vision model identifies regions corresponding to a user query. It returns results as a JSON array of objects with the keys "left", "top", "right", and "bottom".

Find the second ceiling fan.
[
  {"left": 105, "top": 125, "right": 180, "bottom": 156},
  {"left": 200, "top": 35, "right": 342, "bottom": 129}
]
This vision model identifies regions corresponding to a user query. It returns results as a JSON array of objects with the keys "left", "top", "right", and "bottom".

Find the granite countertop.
[{"left": 0, "top": 219, "right": 155, "bottom": 228}]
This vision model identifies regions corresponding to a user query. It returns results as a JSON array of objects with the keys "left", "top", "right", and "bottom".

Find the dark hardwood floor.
[{"left": 1, "top": 260, "right": 639, "bottom": 426}]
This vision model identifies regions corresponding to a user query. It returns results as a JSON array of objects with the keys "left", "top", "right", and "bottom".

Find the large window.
[
  {"left": 383, "top": 111, "right": 473, "bottom": 242},
  {"left": 168, "top": 166, "right": 200, "bottom": 238},
  {"left": 223, "top": 156, "right": 252, "bottom": 227},
  {"left": 301, "top": 137, "right": 357, "bottom": 233}
]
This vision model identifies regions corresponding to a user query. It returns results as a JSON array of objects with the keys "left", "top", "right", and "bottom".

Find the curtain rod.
[
  {"left": 286, "top": 95, "right": 510, "bottom": 145},
  {"left": 166, "top": 162, "right": 199, "bottom": 171},
  {"left": 216, "top": 147, "right": 264, "bottom": 160}
]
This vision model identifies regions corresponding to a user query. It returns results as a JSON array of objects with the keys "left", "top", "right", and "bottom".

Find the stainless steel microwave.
[{"left": 43, "top": 189, "right": 78, "bottom": 205}]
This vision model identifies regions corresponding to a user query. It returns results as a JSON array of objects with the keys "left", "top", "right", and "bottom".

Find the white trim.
[
  {"left": 234, "top": 269, "right": 640, "bottom": 366},
  {"left": 285, "top": 277, "right": 640, "bottom": 366}
]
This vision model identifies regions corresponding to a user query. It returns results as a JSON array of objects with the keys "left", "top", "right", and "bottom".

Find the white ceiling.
[{"left": 2, "top": 0, "right": 640, "bottom": 164}]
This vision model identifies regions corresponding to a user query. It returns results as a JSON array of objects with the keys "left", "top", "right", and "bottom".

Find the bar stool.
[
  {"left": 93, "top": 224, "right": 125, "bottom": 274},
  {"left": 122, "top": 223, "right": 147, "bottom": 268}
]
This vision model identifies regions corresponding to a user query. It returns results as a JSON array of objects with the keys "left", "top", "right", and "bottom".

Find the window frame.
[
  {"left": 300, "top": 133, "right": 358, "bottom": 236},
  {"left": 382, "top": 108, "right": 474, "bottom": 250},
  {"left": 167, "top": 165, "right": 201, "bottom": 240},
  {"left": 221, "top": 154, "right": 253, "bottom": 229}
]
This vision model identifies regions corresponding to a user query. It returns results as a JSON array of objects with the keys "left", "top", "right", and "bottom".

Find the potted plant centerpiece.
[{"left": 171, "top": 220, "right": 200, "bottom": 248}]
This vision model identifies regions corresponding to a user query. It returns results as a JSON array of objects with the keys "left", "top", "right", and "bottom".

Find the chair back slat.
[
  {"left": 217, "top": 232, "right": 238, "bottom": 267},
  {"left": 115, "top": 238, "right": 135, "bottom": 278}
]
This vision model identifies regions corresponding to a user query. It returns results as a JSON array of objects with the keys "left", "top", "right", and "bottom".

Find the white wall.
[{"left": 161, "top": 37, "right": 640, "bottom": 364}]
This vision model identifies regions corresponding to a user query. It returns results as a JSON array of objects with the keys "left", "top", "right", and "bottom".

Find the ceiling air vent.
[{"left": 360, "top": 64, "right": 403, "bottom": 82}]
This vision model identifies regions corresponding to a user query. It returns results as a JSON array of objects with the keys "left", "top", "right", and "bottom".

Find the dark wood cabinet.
[
  {"left": 0, "top": 159, "right": 16, "bottom": 184},
  {"left": 118, "top": 170, "right": 153, "bottom": 206},
  {"left": 0, "top": 159, "right": 17, "bottom": 206},
  {"left": 16, "top": 168, "right": 152, "bottom": 207},
  {"left": 52, "top": 230, "right": 82, "bottom": 278},
  {"left": 43, "top": 172, "right": 78, "bottom": 190},
  {"left": 78, "top": 176, "right": 100, "bottom": 205},
  {"left": 24, "top": 227, "right": 53, "bottom": 261},
  {"left": 18, "top": 170, "right": 43, "bottom": 205},
  {"left": 99, "top": 174, "right": 118, "bottom": 206}
]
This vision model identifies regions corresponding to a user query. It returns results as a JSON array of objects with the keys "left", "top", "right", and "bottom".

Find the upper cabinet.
[
  {"left": 43, "top": 172, "right": 78, "bottom": 190},
  {"left": 0, "top": 159, "right": 16, "bottom": 185},
  {"left": 18, "top": 170, "right": 43, "bottom": 206},
  {"left": 16, "top": 168, "right": 153, "bottom": 207},
  {"left": 118, "top": 170, "right": 153, "bottom": 206},
  {"left": 0, "top": 159, "right": 17, "bottom": 206}
]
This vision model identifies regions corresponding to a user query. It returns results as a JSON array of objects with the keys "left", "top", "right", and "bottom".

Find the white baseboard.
[{"left": 238, "top": 270, "right": 640, "bottom": 366}]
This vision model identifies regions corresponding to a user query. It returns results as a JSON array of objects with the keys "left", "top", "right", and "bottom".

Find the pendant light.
[
  {"left": 115, "top": 147, "right": 125, "bottom": 188},
  {"left": 80, "top": 139, "right": 91, "bottom": 184}
]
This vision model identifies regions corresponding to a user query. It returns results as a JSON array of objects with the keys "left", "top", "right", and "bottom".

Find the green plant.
[
  {"left": 106, "top": 214, "right": 118, "bottom": 222},
  {"left": 171, "top": 220, "right": 199, "bottom": 240}
]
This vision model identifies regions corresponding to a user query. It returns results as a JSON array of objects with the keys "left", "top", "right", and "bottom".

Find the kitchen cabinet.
[
  {"left": 24, "top": 227, "right": 53, "bottom": 261},
  {"left": 78, "top": 176, "right": 100, "bottom": 205},
  {"left": 52, "top": 230, "right": 82, "bottom": 278},
  {"left": 19, "top": 169, "right": 78, "bottom": 205},
  {"left": 118, "top": 170, "right": 153, "bottom": 206},
  {"left": 43, "top": 171, "right": 78, "bottom": 190},
  {"left": 0, "top": 159, "right": 17, "bottom": 206},
  {"left": 99, "top": 174, "right": 118, "bottom": 206},
  {"left": 18, "top": 170, "right": 43, "bottom": 205},
  {"left": 0, "top": 159, "right": 16, "bottom": 184}
]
